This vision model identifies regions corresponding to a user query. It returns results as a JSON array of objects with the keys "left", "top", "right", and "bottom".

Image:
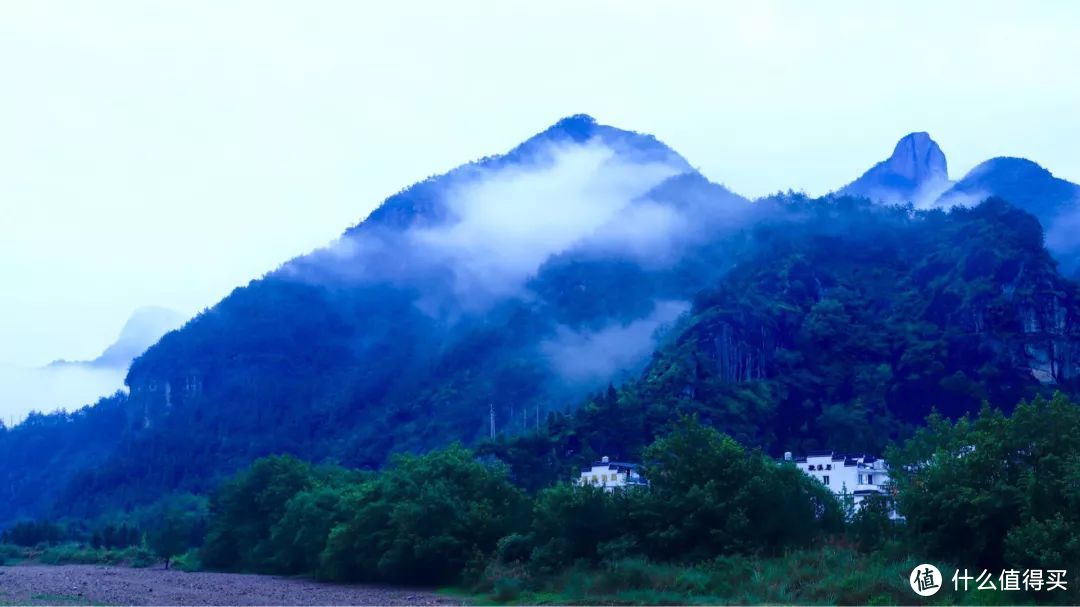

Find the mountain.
[
  {"left": 837, "top": 132, "right": 952, "bottom": 207},
  {"left": 936, "top": 157, "right": 1080, "bottom": 276},
  {"left": 0, "top": 115, "right": 755, "bottom": 521},
  {"left": 836, "top": 134, "right": 1080, "bottom": 276},
  {"left": 49, "top": 306, "right": 185, "bottom": 370},
  {"left": 3, "top": 117, "right": 1079, "bottom": 524}
]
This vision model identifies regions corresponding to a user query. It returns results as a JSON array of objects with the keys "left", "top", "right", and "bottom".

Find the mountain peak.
[
  {"left": 837, "top": 131, "right": 950, "bottom": 206},
  {"left": 549, "top": 114, "right": 598, "bottom": 139},
  {"left": 352, "top": 115, "right": 695, "bottom": 233},
  {"left": 92, "top": 307, "right": 185, "bottom": 368},
  {"left": 886, "top": 132, "right": 947, "bottom": 182},
  {"left": 46, "top": 306, "right": 185, "bottom": 371}
]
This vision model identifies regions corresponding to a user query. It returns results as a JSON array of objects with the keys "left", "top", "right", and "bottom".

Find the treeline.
[
  {"left": 198, "top": 418, "right": 840, "bottom": 585},
  {"left": 0, "top": 493, "right": 207, "bottom": 568},
  {"left": 192, "top": 395, "right": 1080, "bottom": 604},
  {"left": 6, "top": 395, "right": 1079, "bottom": 602}
]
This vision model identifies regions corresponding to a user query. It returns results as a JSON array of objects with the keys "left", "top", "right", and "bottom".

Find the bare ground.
[{"left": 0, "top": 565, "right": 465, "bottom": 606}]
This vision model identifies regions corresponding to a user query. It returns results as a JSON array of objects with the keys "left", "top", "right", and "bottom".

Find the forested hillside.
[{"left": 484, "top": 196, "right": 1080, "bottom": 489}]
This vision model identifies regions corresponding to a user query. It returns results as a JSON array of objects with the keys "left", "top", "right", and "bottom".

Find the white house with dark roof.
[
  {"left": 784, "top": 450, "right": 901, "bottom": 519},
  {"left": 577, "top": 456, "right": 648, "bottom": 492}
]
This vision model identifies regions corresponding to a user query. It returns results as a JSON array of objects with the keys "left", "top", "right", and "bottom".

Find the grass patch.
[
  {"left": 171, "top": 548, "right": 202, "bottom": 572},
  {"left": 36, "top": 543, "right": 157, "bottom": 568},
  {"left": 469, "top": 545, "right": 1052, "bottom": 605},
  {"left": 0, "top": 543, "right": 29, "bottom": 565}
]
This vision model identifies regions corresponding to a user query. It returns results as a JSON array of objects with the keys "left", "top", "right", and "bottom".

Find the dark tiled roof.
[
  {"left": 583, "top": 462, "right": 642, "bottom": 472},
  {"left": 783, "top": 451, "right": 884, "bottom": 466}
]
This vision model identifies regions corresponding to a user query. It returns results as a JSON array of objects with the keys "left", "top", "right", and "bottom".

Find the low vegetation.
[{"left": 3, "top": 396, "right": 1078, "bottom": 604}]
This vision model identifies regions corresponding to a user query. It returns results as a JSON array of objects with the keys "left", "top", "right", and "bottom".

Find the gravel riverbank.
[{"left": 0, "top": 564, "right": 464, "bottom": 606}]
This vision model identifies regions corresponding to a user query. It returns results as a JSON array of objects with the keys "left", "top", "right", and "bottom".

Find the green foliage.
[
  {"left": 319, "top": 444, "right": 526, "bottom": 584},
  {"left": 90, "top": 523, "right": 139, "bottom": 550},
  {"left": 201, "top": 455, "right": 316, "bottom": 571},
  {"left": 171, "top": 548, "right": 203, "bottom": 572},
  {"left": 36, "top": 543, "right": 155, "bottom": 567},
  {"left": 527, "top": 483, "right": 634, "bottom": 571},
  {"left": 484, "top": 417, "right": 845, "bottom": 590},
  {"left": 199, "top": 422, "right": 843, "bottom": 589},
  {"left": 475, "top": 546, "right": 950, "bottom": 606},
  {"left": 848, "top": 494, "right": 896, "bottom": 552},
  {"left": 1, "top": 520, "right": 64, "bottom": 547},
  {"left": 198, "top": 446, "right": 524, "bottom": 585},
  {"left": 0, "top": 542, "right": 27, "bottom": 565},
  {"left": 635, "top": 417, "right": 843, "bottom": 560},
  {"left": 148, "top": 507, "right": 197, "bottom": 567},
  {"left": 891, "top": 392, "right": 1080, "bottom": 571},
  {"left": 269, "top": 484, "right": 351, "bottom": 575}
]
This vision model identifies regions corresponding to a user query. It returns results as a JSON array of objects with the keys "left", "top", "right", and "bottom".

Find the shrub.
[{"left": 318, "top": 444, "right": 526, "bottom": 584}]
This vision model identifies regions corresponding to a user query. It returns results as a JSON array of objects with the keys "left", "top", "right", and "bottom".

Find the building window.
[
  {"left": 867, "top": 474, "right": 873, "bottom": 484},
  {"left": 823, "top": 475, "right": 830, "bottom": 486},
  {"left": 826, "top": 464, "right": 832, "bottom": 470}
]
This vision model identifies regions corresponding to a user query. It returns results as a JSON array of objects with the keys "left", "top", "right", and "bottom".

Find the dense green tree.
[
  {"left": 0, "top": 519, "right": 64, "bottom": 547},
  {"left": 201, "top": 455, "right": 316, "bottom": 571},
  {"left": 90, "top": 523, "right": 140, "bottom": 549},
  {"left": 526, "top": 482, "right": 635, "bottom": 571},
  {"left": 318, "top": 445, "right": 527, "bottom": 584},
  {"left": 269, "top": 483, "right": 352, "bottom": 575},
  {"left": 847, "top": 493, "right": 895, "bottom": 552},
  {"left": 632, "top": 417, "right": 842, "bottom": 561},
  {"left": 890, "top": 393, "right": 1080, "bottom": 570},
  {"left": 149, "top": 507, "right": 197, "bottom": 568}
]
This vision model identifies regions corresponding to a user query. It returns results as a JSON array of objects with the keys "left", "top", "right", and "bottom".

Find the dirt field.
[{"left": 0, "top": 564, "right": 465, "bottom": 606}]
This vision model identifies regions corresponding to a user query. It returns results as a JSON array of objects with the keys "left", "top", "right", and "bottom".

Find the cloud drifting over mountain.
[
  {"left": 541, "top": 299, "right": 690, "bottom": 384},
  {"left": 283, "top": 137, "right": 695, "bottom": 305},
  {"left": 407, "top": 140, "right": 685, "bottom": 301}
]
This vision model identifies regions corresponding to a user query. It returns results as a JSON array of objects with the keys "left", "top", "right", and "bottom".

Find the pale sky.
[{"left": 2, "top": 0, "right": 1079, "bottom": 371}]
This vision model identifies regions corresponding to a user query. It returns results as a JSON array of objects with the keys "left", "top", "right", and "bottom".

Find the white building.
[
  {"left": 577, "top": 456, "right": 648, "bottom": 492},
  {"left": 784, "top": 451, "right": 901, "bottom": 519}
]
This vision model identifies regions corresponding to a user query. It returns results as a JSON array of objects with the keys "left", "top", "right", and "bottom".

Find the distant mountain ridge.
[{"left": 49, "top": 307, "right": 185, "bottom": 370}]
